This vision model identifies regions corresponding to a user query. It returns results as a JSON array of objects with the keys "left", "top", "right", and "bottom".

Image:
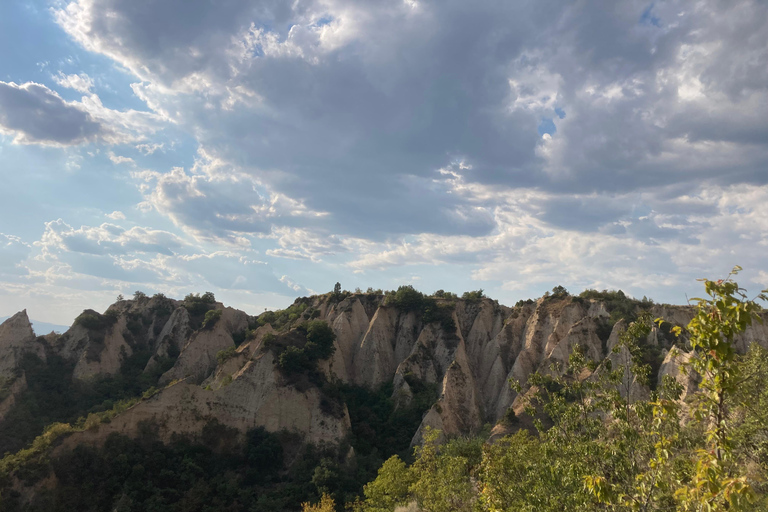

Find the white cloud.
[
  {"left": 106, "top": 211, "right": 126, "bottom": 220},
  {"left": 36, "top": 219, "right": 186, "bottom": 258},
  {"left": 131, "top": 149, "right": 327, "bottom": 244},
  {"left": 266, "top": 227, "right": 348, "bottom": 262},
  {"left": 52, "top": 72, "right": 94, "bottom": 93},
  {"left": 108, "top": 152, "right": 135, "bottom": 165},
  {"left": 135, "top": 142, "right": 164, "bottom": 155}
]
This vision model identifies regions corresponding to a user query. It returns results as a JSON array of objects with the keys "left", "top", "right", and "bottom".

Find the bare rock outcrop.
[
  {"left": 160, "top": 306, "right": 248, "bottom": 385},
  {"left": 0, "top": 310, "right": 43, "bottom": 380},
  {"left": 4, "top": 289, "right": 767, "bottom": 456}
]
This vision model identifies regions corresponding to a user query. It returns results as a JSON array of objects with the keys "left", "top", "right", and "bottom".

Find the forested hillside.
[{"left": 0, "top": 271, "right": 766, "bottom": 511}]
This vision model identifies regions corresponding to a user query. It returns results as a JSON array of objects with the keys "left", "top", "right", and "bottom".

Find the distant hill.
[{"left": 0, "top": 315, "right": 69, "bottom": 334}]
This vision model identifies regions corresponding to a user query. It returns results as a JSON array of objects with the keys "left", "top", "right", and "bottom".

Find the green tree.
[{"left": 673, "top": 267, "right": 765, "bottom": 510}]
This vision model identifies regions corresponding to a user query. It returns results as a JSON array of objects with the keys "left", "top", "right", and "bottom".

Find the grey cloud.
[
  {"left": 0, "top": 82, "right": 104, "bottom": 145},
  {"left": 537, "top": 196, "right": 633, "bottom": 232},
  {"left": 57, "top": 0, "right": 768, "bottom": 248}
]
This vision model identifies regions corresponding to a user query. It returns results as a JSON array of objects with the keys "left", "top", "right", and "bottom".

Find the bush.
[
  {"left": 278, "top": 346, "right": 312, "bottom": 374},
  {"left": 385, "top": 285, "right": 426, "bottom": 311},
  {"left": 216, "top": 346, "right": 237, "bottom": 365},
  {"left": 201, "top": 309, "right": 222, "bottom": 330},
  {"left": 74, "top": 311, "right": 108, "bottom": 331},
  {"left": 461, "top": 289, "right": 485, "bottom": 303},
  {"left": 551, "top": 285, "right": 569, "bottom": 298},
  {"left": 183, "top": 292, "right": 216, "bottom": 316},
  {"left": 305, "top": 321, "right": 336, "bottom": 359},
  {"left": 257, "top": 301, "right": 310, "bottom": 331},
  {"left": 422, "top": 300, "right": 456, "bottom": 334},
  {"left": 433, "top": 289, "right": 458, "bottom": 299}
]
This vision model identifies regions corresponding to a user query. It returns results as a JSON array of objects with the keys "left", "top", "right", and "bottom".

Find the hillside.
[{"left": 0, "top": 283, "right": 766, "bottom": 511}]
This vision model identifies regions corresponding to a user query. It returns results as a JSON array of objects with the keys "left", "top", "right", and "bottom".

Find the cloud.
[
  {"left": 108, "top": 152, "right": 135, "bottom": 165},
  {"left": 37, "top": 219, "right": 186, "bottom": 257},
  {"left": 0, "top": 233, "right": 32, "bottom": 280},
  {"left": 132, "top": 150, "right": 327, "bottom": 244},
  {"left": 0, "top": 81, "right": 104, "bottom": 146},
  {"left": 54, "top": 0, "right": 768, "bottom": 241},
  {"left": 267, "top": 227, "right": 348, "bottom": 262},
  {"left": 52, "top": 72, "right": 94, "bottom": 93},
  {"left": 106, "top": 211, "right": 126, "bottom": 220},
  {"left": 136, "top": 142, "right": 164, "bottom": 155},
  {"left": 45, "top": 0, "right": 768, "bottom": 303},
  {"left": 0, "top": 81, "right": 166, "bottom": 146},
  {"left": 14, "top": 217, "right": 303, "bottom": 308}
]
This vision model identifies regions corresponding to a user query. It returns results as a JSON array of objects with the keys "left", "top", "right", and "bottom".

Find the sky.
[{"left": 1, "top": 0, "right": 767, "bottom": 325}]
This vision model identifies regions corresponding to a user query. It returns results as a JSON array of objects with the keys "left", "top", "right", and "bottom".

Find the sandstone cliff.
[{"left": 2, "top": 290, "right": 767, "bottom": 452}]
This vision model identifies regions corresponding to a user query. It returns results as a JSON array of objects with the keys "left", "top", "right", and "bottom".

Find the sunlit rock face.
[
  {"left": 0, "top": 310, "right": 42, "bottom": 380},
  {"left": 3, "top": 292, "right": 767, "bottom": 449}
]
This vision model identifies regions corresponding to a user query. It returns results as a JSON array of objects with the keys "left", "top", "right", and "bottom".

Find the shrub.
[
  {"left": 201, "top": 309, "right": 222, "bottom": 330},
  {"left": 216, "top": 346, "right": 237, "bottom": 365},
  {"left": 422, "top": 300, "right": 456, "bottom": 334},
  {"left": 305, "top": 321, "right": 336, "bottom": 359},
  {"left": 461, "top": 289, "right": 485, "bottom": 303},
  {"left": 385, "top": 285, "right": 426, "bottom": 311},
  {"left": 74, "top": 311, "right": 107, "bottom": 331},
  {"left": 183, "top": 292, "right": 217, "bottom": 316},
  {"left": 103, "top": 309, "right": 119, "bottom": 325},
  {"left": 278, "top": 346, "right": 311, "bottom": 374},
  {"left": 433, "top": 289, "right": 458, "bottom": 299}
]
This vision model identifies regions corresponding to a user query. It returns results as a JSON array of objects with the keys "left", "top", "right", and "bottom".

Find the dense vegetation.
[
  {"left": 0, "top": 298, "right": 178, "bottom": 455},
  {"left": 345, "top": 269, "right": 768, "bottom": 512},
  {"left": 1, "top": 421, "right": 348, "bottom": 512}
]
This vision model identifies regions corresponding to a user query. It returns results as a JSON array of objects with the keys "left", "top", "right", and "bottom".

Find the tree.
[
  {"left": 302, "top": 493, "right": 336, "bottom": 512},
  {"left": 551, "top": 285, "right": 568, "bottom": 298},
  {"left": 333, "top": 282, "right": 342, "bottom": 296},
  {"left": 673, "top": 267, "right": 765, "bottom": 510}
]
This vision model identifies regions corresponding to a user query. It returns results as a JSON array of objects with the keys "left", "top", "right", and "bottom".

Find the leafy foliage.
[
  {"left": 216, "top": 345, "right": 238, "bottom": 365},
  {"left": 201, "top": 308, "right": 222, "bottom": 330},
  {"left": 385, "top": 285, "right": 427, "bottom": 311},
  {"left": 0, "top": 421, "right": 367, "bottom": 512},
  {"left": 461, "top": 289, "right": 485, "bottom": 303},
  {"left": 257, "top": 300, "right": 311, "bottom": 331},
  {"left": 353, "top": 269, "right": 768, "bottom": 512},
  {"left": 182, "top": 292, "right": 216, "bottom": 316}
]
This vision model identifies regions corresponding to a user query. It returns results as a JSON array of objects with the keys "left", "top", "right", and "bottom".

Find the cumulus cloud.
[
  {"left": 0, "top": 81, "right": 104, "bottom": 145},
  {"left": 54, "top": 0, "right": 768, "bottom": 235},
  {"left": 11, "top": 217, "right": 303, "bottom": 312},
  {"left": 132, "top": 150, "right": 327, "bottom": 244},
  {"left": 106, "top": 211, "right": 126, "bottom": 220},
  {"left": 266, "top": 227, "right": 348, "bottom": 261},
  {"left": 0, "top": 81, "right": 166, "bottom": 146},
  {"left": 46, "top": 0, "right": 768, "bottom": 301},
  {"left": 37, "top": 219, "right": 186, "bottom": 257}
]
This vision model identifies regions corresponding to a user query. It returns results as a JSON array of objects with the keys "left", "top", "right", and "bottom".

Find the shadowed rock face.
[{"left": 2, "top": 292, "right": 767, "bottom": 449}]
